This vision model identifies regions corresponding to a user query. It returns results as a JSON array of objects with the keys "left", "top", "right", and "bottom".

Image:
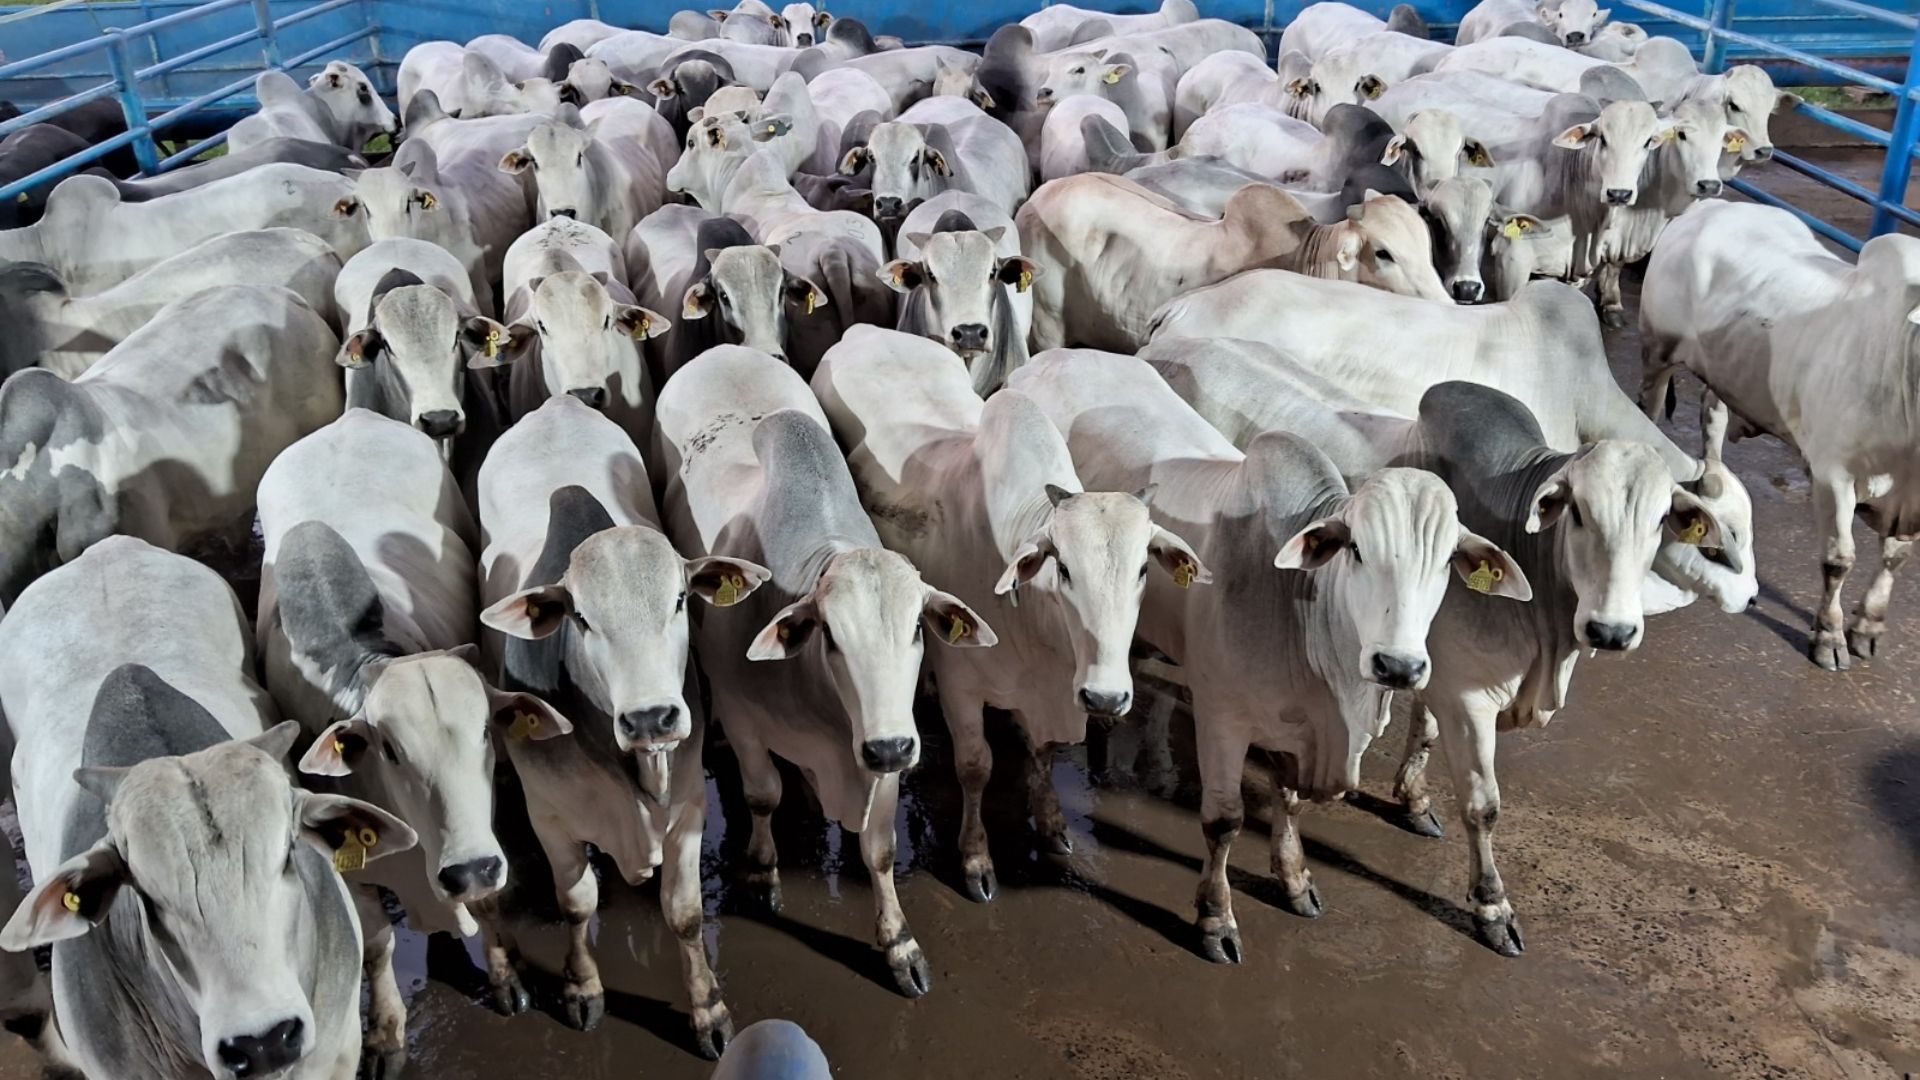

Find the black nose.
[
  {"left": 1451, "top": 280, "right": 1484, "bottom": 304},
  {"left": 1694, "top": 179, "right": 1722, "bottom": 197},
  {"left": 796, "top": 33, "right": 812, "bottom": 44},
  {"left": 1565, "top": 31, "right": 1586, "bottom": 44},
  {"left": 416, "top": 409, "right": 462, "bottom": 438},
  {"left": 569, "top": 386, "right": 607, "bottom": 409},
  {"left": 618, "top": 705, "right": 683, "bottom": 745},
  {"left": 218, "top": 1018, "right": 304, "bottom": 1077},
  {"left": 550, "top": 208, "right": 578, "bottom": 219},
  {"left": 1370, "top": 653, "right": 1428, "bottom": 688},
  {"left": 873, "top": 195, "right": 903, "bottom": 219},
  {"left": 437, "top": 856, "right": 504, "bottom": 899},
  {"left": 1078, "top": 688, "right": 1132, "bottom": 717},
  {"left": 949, "top": 323, "right": 989, "bottom": 351},
  {"left": 1751, "top": 145, "right": 1774, "bottom": 162},
  {"left": 860, "top": 736, "right": 916, "bottom": 772},
  {"left": 1584, "top": 620, "right": 1637, "bottom": 651},
  {"left": 1605, "top": 188, "right": 1633, "bottom": 205}
]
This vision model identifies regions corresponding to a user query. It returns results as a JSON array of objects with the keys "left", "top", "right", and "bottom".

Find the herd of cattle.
[{"left": 0, "top": 0, "right": 1915, "bottom": 1076}]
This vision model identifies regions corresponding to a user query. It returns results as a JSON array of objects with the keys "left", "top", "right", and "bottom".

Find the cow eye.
[
  {"left": 1569, "top": 504, "right": 1585, "bottom": 528},
  {"left": 821, "top": 625, "right": 838, "bottom": 653},
  {"left": 1349, "top": 542, "right": 1363, "bottom": 565},
  {"left": 603, "top": 314, "right": 612, "bottom": 330},
  {"left": 1138, "top": 562, "right": 1150, "bottom": 581},
  {"left": 1376, "top": 249, "right": 1395, "bottom": 264},
  {"left": 536, "top": 320, "right": 548, "bottom": 334},
  {"left": 571, "top": 611, "right": 592, "bottom": 632},
  {"left": 912, "top": 620, "right": 923, "bottom": 645},
  {"left": 1056, "top": 563, "right": 1072, "bottom": 586},
  {"left": 577, "top": 152, "right": 585, "bottom": 166},
  {"left": 675, "top": 590, "right": 687, "bottom": 613},
  {"left": 381, "top": 740, "right": 398, "bottom": 764},
  {"left": 1676, "top": 129, "right": 1689, "bottom": 142},
  {"left": 1070, "top": 66, "right": 1085, "bottom": 75}
]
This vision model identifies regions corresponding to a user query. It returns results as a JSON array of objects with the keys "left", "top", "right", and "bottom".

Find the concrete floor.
[{"left": 4, "top": 141, "right": 1919, "bottom": 1080}]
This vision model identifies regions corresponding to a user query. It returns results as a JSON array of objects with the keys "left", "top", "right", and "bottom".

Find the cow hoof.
[
  {"left": 692, "top": 1007, "right": 734, "bottom": 1061},
  {"left": 889, "top": 947, "right": 933, "bottom": 998},
  {"left": 358, "top": 1044, "right": 405, "bottom": 1080},
  {"left": 1474, "top": 913, "right": 1526, "bottom": 957},
  {"left": 1601, "top": 307, "right": 1628, "bottom": 329},
  {"left": 1284, "top": 883, "right": 1324, "bottom": 919},
  {"left": 1040, "top": 830, "right": 1073, "bottom": 857},
  {"left": 1810, "top": 632, "right": 1851, "bottom": 671},
  {"left": 562, "top": 989, "right": 605, "bottom": 1032},
  {"left": 746, "top": 869, "right": 782, "bottom": 913},
  {"left": 964, "top": 865, "right": 998, "bottom": 904},
  {"left": 1199, "top": 922, "right": 1242, "bottom": 964},
  {"left": 1847, "top": 626, "right": 1882, "bottom": 660},
  {"left": 487, "top": 972, "right": 530, "bottom": 1016},
  {"left": 1402, "top": 807, "right": 1446, "bottom": 839}
]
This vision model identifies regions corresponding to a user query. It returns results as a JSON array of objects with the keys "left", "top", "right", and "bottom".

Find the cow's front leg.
[
  {"left": 939, "top": 682, "right": 997, "bottom": 902},
  {"left": 732, "top": 732, "right": 784, "bottom": 911},
  {"left": 662, "top": 781, "right": 731, "bottom": 1058},
  {"left": 1023, "top": 730, "right": 1070, "bottom": 855},
  {"left": 469, "top": 897, "right": 528, "bottom": 1017},
  {"left": 1268, "top": 784, "right": 1321, "bottom": 917},
  {"left": 1432, "top": 698, "right": 1521, "bottom": 956},
  {"left": 1595, "top": 261, "right": 1627, "bottom": 328},
  {"left": 541, "top": 838, "right": 604, "bottom": 1031},
  {"left": 354, "top": 892, "right": 406, "bottom": 1079},
  {"left": 1192, "top": 711, "right": 1249, "bottom": 964},
  {"left": 1391, "top": 706, "right": 1444, "bottom": 837},
  {"left": 1848, "top": 534, "right": 1911, "bottom": 659},
  {"left": 1811, "top": 473, "right": 1859, "bottom": 670},
  {"left": 861, "top": 774, "right": 930, "bottom": 997}
]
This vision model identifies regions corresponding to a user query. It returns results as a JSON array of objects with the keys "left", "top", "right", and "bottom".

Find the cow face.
[
  {"left": 0, "top": 724, "right": 415, "bottom": 1079},
  {"left": 1290, "top": 48, "right": 1384, "bottom": 127},
  {"left": 1276, "top": 468, "right": 1530, "bottom": 691},
  {"left": 485, "top": 271, "right": 665, "bottom": 408},
  {"left": 1381, "top": 109, "right": 1490, "bottom": 198},
  {"left": 299, "top": 652, "right": 565, "bottom": 906},
  {"left": 1526, "top": 441, "right": 1724, "bottom": 651},
  {"left": 340, "top": 284, "right": 505, "bottom": 441},
  {"left": 1421, "top": 176, "right": 1497, "bottom": 304},
  {"left": 749, "top": 548, "right": 996, "bottom": 775},
  {"left": 561, "top": 58, "right": 634, "bottom": 106},
  {"left": 503, "top": 116, "right": 602, "bottom": 225},
  {"left": 310, "top": 60, "right": 397, "bottom": 149},
  {"left": 884, "top": 228, "right": 1034, "bottom": 358},
  {"left": 1033, "top": 50, "right": 1131, "bottom": 106},
  {"left": 682, "top": 245, "right": 824, "bottom": 362},
  {"left": 848, "top": 121, "right": 951, "bottom": 223},
  {"left": 1339, "top": 193, "right": 1452, "bottom": 302},
  {"left": 1553, "top": 101, "right": 1671, "bottom": 206},
  {"left": 1701, "top": 64, "right": 1788, "bottom": 175},
  {"left": 781, "top": 4, "right": 831, "bottom": 45},
  {"left": 995, "top": 486, "right": 1207, "bottom": 718},
  {"left": 668, "top": 111, "right": 788, "bottom": 212},
  {"left": 1661, "top": 98, "right": 1746, "bottom": 199},
  {"left": 334, "top": 151, "right": 461, "bottom": 248},
  {"left": 1540, "top": 0, "right": 1611, "bottom": 48}
]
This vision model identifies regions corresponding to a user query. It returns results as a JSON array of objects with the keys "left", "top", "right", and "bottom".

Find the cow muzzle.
[
  {"left": 1367, "top": 651, "right": 1429, "bottom": 690},
  {"left": 569, "top": 386, "right": 608, "bottom": 410},
  {"left": 617, "top": 704, "right": 687, "bottom": 749},
  {"left": 550, "top": 208, "right": 579, "bottom": 220},
  {"left": 416, "top": 409, "right": 463, "bottom": 439},
  {"left": 873, "top": 195, "right": 905, "bottom": 220},
  {"left": 1582, "top": 619, "right": 1640, "bottom": 652},
  {"left": 437, "top": 855, "right": 506, "bottom": 901},
  {"left": 1564, "top": 30, "right": 1587, "bottom": 44},
  {"left": 860, "top": 735, "right": 917, "bottom": 772},
  {"left": 1077, "top": 687, "right": 1132, "bottom": 719},
  {"left": 1604, "top": 188, "right": 1634, "bottom": 205},
  {"left": 949, "top": 323, "right": 989, "bottom": 353},
  {"left": 1694, "top": 179, "right": 1722, "bottom": 197},
  {"left": 1450, "top": 279, "right": 1484, "bottom": 304},
  {"left": 1751, "top": 145, "right": 1774, "bottom": 162},
  {"left": 218, "top": 1018, "right": 305, "bottom": 1078}
]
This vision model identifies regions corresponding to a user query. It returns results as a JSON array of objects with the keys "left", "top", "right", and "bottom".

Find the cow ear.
[
  {"left": 1464, "top": 139, "right": 1494, "bottom": 167},
  {"left": 296, "top": 792, "right": 419, "bottom": 867},
  {"left": 1285, "top": 78, "right": 1312, "bottom": 97},
  {"left": 784, "top": 274, "right": 828, "bottom": 314},
  {"left": 1451, "top": 531, "right": 1532, "bottom": 600},
  {"left": 924, "top": 590, "right": 998, "bottom": 648},
  {"left": 900, "top": 230, "right": 933, "bottom": 251},
  {"left": 499, "top": 148, "right": 533, "bottom": 174},
  {"left": 753, "top": 115, "right": 794, "bottom": 142},
  {"left": 747, "top": 599, "right": 819, "bottom": 660},
  {"left": 1498, "top": 212, "right": 1548, "bottom": 240},
  {"left": 458, "top": 316, "right": 511, "bottom": 363},
  {"left": 1334, "top": 229, "right": 1362, "bottom": 272},
  {"left": 769, "top": 13, "right": 786, "bottom": 28},
  {"left": 1722, "top": 127, "right": 1751, "bottom": 155},
  {"left": 1380, "top": 134, "right": 1408, "bottom": 166},
  {"left": 1149, "top": 525, "right": 1211, "bottom": 586},
  {"left": 997, "top": 256, "right": 1038, "bottom": 293},
  {"left": 481, "top": 584, "right": 573, "bottom": 640},
  {"left": 298, "top": 716, "right": 375, "bottom": 777},
  {"left": 1666, "top": 488, "right": 1725, "bottom": 549},
  {"left": 708, "top": 8, "right": 729, "bottom": 18},
  {"left": 1552, "top": 123, "right": 1594, "bottom": 149},
  {"left": 469, "top": 323, "right": 537, "bottom": 369},
  {"left": 648, "top": 77, "right": 677, "bottom": 98},
  {"left": 1274, "top": 517, "right": 1349, "bottom": 570},
  {"left": 337, "top": 329, "right": 381, "bottom": 369},
  {"left": 923, "top": 147, "right": 952, "bottom": 176},
  {"left": 241, "top": 719, "right": 303, "bottom": 763},
  {"left": 615, "top": 304, "right": 668, "bottom": 340},
  {"left": 1357, "top": 74, "right": 1386, "bottom": 100},
  {"left": 815, "top": 9, "right": 832, "bottom": 27},
  {"left": 1102, "top": 63, "right": 1132, "bottom": 85},
  {"left": 1774, "top": 90, "right": 1800, "bottom": 114},
  {"left": 881, "top": 260, "right": 925, "bottom": 293},
  {"left": 331, "top": 196, "right": 362, "bottom": 219},
  {"left": 970, "top": 86, "right": 997, "bottom": 111},
  {"left": 993, "top": 533, "right": 1056, "bottom": 596},
  {"left": 1594, "top": 8, "right": 1612, "bottom": 28},
  {"left": 0, "top": 840, "right": 125, "bottom": 951},
  {"left": 979, "top": 225, "right": 1007, "bottom": 245},
  {"left": 1526, "top": 474, "right": 1573, "bottom": 533},
  {"left": 682, "top": 280, "right": 715, "bottom": 319},
  {"left": 485, "top": 687, "right": 573, "bottom": 741},
  {"left": 838, "top": 145, "right": 870, "bottom": 175},
  {"left": 687, "top": 556, "right": 772, "bottom": 607}
]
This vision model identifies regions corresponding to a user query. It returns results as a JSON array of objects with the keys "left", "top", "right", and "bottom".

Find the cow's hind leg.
[
  {"left": 356, "top": 894, "right": 407, "bottom": 1079},
  {"left": 861, "top": 774, "right": 931, "bottom": 997},
  {"left": 1193, "top": 707, "right": 1250, "bottom": 963},
  {"left": 939, "top": 682, "right": 997, "bottom": 901},
  {"left": 1390, "top": 706, "right": 1444, "bottom": 838},
  {"left": 662, "top": 779, "right": 732, "bottom": 1058},
  {"left": 1811, "top": 472, "right": 1860, "bottom": 670},
  {"left": 1432, "top": 698, "right": 1522, "bottom": 956},
  {"left": 1268, "top": 783, "right": 1321, "bottom": 917},
  {"left": 1024, "top": 730, "right": 1071, "bottom": 856},
  {"left": 1638, "top": 328, "right": 1681, "bottom": 421},
  {"left": 1849, "top": 534, "right": 1912, "bottom": 659},
  {"left": 731, "top": 729, "right": 785, "bottom": 911}
]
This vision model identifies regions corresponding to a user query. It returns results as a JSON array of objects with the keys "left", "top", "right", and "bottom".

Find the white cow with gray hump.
[
  {"left": 478, "top": 394, "right": 768, "bottom": 1057},
  {"left": 1020, "top": 0, "right": 1198, "bottom": 52},
  {"left": 1640, "top": 201, "right": 1920, "bottom": 671},
  {"left": 1150, "top": 272, "right": 1759, "bottom": 617},
  {"left": 0, "top": 537, "right": 414, "bottom": 1080},
  {"left": 812, "top": 326, "right": 1204, "bottom": 903},
  {"left": 0, "top": 166, "right": 366, "bottom": 296},
  {"left": 1009, "top": 350, "right": 1529, "bottom": 963},
  {"left": 227, "top": 61, "right": 396, "bottom": 153},
  {"left": 1456, "top": 0, "right": 1612, "bottom": 47},
  {"left": 0, "top": 284, "right": 341, "bottom": 606},
  {"left": 654, "top": 345, "right": 998, "bottom": 999},
  {"left": 885, "top": 205, "right": 1037, "bottom": 395},
  {"left": 839, "top": 96, "right": 1029, "bottom": 225},
  {"left": 500, "top": 98, "right": 670, "bottom": 241},
  {"left": 255, "top": 410, "right": 549, "bottom": 1077},
  {"left": 0, "top": 228, "right": 341, "bottom": 380}
]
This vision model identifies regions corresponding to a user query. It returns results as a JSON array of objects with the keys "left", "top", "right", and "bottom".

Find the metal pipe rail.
[
  {"left": 0, "top": 0, "right": 376, "bottom": 202},
  {"left": 1617, "top": 0, "right": 1918, "bottom": 250}
]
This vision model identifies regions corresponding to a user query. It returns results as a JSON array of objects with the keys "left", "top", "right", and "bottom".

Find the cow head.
[
  {"left": 1335, "top": 192, "right": 1452, "bottom": 302},
  {"left": 1553, "top": 100, "right": 1671, "bottom": 206},
  {"left": 995, "top": 479, "right": 1207, "bottom": 719},
  {"left": 1381, "top": 109, "right": 1490, "bottom": 197},
  {"left": 309, "top": 60, "right": 397, "bottom": 149},
  {"left": 560, "top": 57, "right": 635, "bottom": 105},
  {"left": 475, "top": 271, "right": 665, "bottom": 410},
  {"left": 749, "top": 542, "right": 996, "bottom": 775},
  {"left": 1656, "top": 98, "right": 1747, "bottom": 200},
  {"left": 1540, "top": 0, "right": 1611, "bottom": 47},
  {"left": 502, "top": 110, "right": 605, "bottom": 226},
  {"left": 1421, "top": 176, "right": 1499, "bottom": 304},
  {"left": 884, "top": 225, "right": 1035, "bottom": 358},
  {"left": 1034, "top": 49, "right": 1132, "bottom": 107},
  {"left": 1290, "top": 47, "right": 1385, "bottom": 127},
  {"left": 1527, "top": 441, "right": 1724, "bottom": 652},
  {"left": 1274, "top": 466, "right": 1530, "bottom": 690},
  {"left": 0, "top": 715, "right": 415, "bottom": 1080},
  {"left": 668, "top": 111, "right": 789, "bottom": 212},
  {"left": 781, "top": 4, "right": 830, "bottom": 45},
  {"left": 682, "top": 245, "right": 825, "bottom": 362},
  {"left": 339, "top": 279, "right": 506, "bottom": 443},
  {"left": 844, "top": 120, "right": 954, "bottom": 222},
  {"left": 1482, "top": 206, "right": 1554, "bottom": 302},
  {"left": 1710, "top": 65, "right": 1792, "bottom": 168},
  {"left": 1652, "top": 400, "right": 1758, "bottom": 614},
  {"left": 334, "top": 142, "right": 466, "bottom": 248}
]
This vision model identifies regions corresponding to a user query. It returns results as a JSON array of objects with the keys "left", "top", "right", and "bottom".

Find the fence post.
[
  {"left": 1702, "top": 0, "right": 1733, "bottom": 74},
  {"left": 252, "top": 0, "right": 282, "bottom": 68},
  {"left": 1872, "top": 20, "right": 1920, "bottom": 238},
  {"left": 104, "top": 31, "right": 161, "bottom": 175}
]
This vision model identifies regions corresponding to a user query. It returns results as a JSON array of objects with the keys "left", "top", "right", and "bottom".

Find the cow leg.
[
  {"left": 1268, "top": 784, "right": 1322, "bottom": 918},
  {"left": 1432, "top": 699, "right": 1522, "bottom": 956},
  {"left": 1811, "top": 473, "right": 1859, "bottom": 671},
  {"left": 355, "top": 893, "right": 407, "bottom": 1080},
  {"left": 1390, "top": 706, "right": 1445, "bottom": 838},
  {"left": 732, "top": 733, "right": 785, "bottom": 911},
  {"left": 861, "top": 774, "right": 931, "bottom": 998},
  {"left": 1848, "top": 534, "right": 1912, "bottom": 659},
  {"left": 542, "top": 838, "right": 605, "bottom": 1031},
  {"left": 662, "top": 783, "right": 732, "bottom": 1059},
  {"left": 1596, "top": 262, "right": 1627, "bottom": 328},
  {"left": 1024, "top": 732, "right": 1071, "bottom": 856},
  {"left": 1638, "top": 332, "right": 1680, "bottom": 421},
  {"left": 470, "top": 897, "right": 528, "bottom": 1016},
  {"left": 1193, "top": 718, "right": 1249, "bottom": 964},
  {"left": 939, "top": 682, "right": 997, "bottom": 902}
]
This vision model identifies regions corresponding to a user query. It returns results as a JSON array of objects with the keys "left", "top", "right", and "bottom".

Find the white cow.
[
  {"left": 1436, "top": 36, "right": 1698, "bottom": 105},
  {"left": 501, "top": 100, "right": 669, "bottom": 241},
  {"left": 228, "top": 62, "right": 396, "bottom": 153},
  {"left": 1020, "top": 0, "right": 1199, "bottom": 52},
  {"left": 1456, "top": 0, "right": 1612, "bottom": 47},
  {"left": 1039, "top": 94, "right": 1132, "bottom": 182},
  {"left": 840, "top": 95, "right": 1029, "bottom": 224}
]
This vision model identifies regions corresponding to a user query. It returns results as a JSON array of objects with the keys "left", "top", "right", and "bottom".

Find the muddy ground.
[{"left": 2, "top": 142, "right": 1918, "bottom": 1080}]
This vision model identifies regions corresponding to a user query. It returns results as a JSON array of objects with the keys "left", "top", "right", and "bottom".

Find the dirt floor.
[{"left": 5, "top": 141, "right": 1920, "bottom": 1080}]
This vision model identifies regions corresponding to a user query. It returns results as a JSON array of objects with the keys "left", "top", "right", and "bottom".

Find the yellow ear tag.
[
  {"left": 332, "top": 738, "right": 347, "bottom": 756},
  {"left": 947, "top": 616, "right": 969, "bottom": 644},
  {"left": 714, "top": 573, "right": 746, "bottom": 607},
  {"left": 1466, "top": 560, "right": 1502, "bottom": 594},
  {"left": 484, "top": 328, "right": 503, "bottom": 359},
  {"left": 1725, "top": 133, "right": 1747, "bottom": 153},
  {"left": 1017, "top": 269, "right": 1033, "bottom": 293},
  {"left": 1681, "top": 517, "right": 1708, "bottom": 545},
  {"left": 508, "top": 711, "right": 541, "bottom": 741},
  {"left": 1502, "top": 220, "right": 1525, "bottom": 240},
  {"left": 805, "top": 291, "right": 818, "bottom": 316},
  {"left": 628, "top": 316, "right": 651, "bottom": 340},
  {"left": 333, "top": 836, "right": 367, "bottom": 874},
  {"left": 62, "top": 891, "right": 81, "bottom": 914},
  {"left": 1173, "top": 560, "right": 1195, "bottom": 589},
  {"left": 1103, "top": 69, "right": 1122, "bottom": 85}
]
